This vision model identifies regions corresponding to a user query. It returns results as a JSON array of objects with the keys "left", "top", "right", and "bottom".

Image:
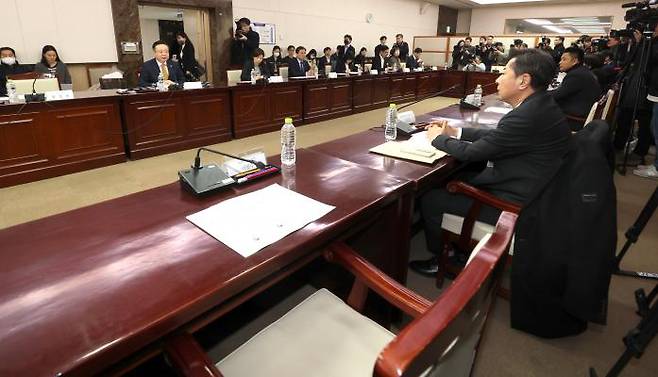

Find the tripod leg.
[{"left": 613, "top": 186, "right": 658, "bottom": 280}]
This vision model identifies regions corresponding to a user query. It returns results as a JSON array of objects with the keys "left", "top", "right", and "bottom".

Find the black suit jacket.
[
  {"left": 405, "top": 56, "right": 421, "bottom": 70},
  {"left": 318, "top": 56, "right": 332, "bottom": 73},
  {"left": 265, "top": 56, "right": 282, "bottom": 75},
  {"left": 0, "top": 63, "right": 33, "bottom": 96},
  {"left": 138, "top": 59, "right": 185, "bottom": 87},
  {"left": 335, "top": 61, "right": 356, "bottom": 74},
  {"left": 511, "top": 120, "right": 616, "bottom": 338},
  {"left": 241, "top": 59, "right": 271, "bottom": 81},
  {"left": 287, "top": 59, "right": 310, "bottom": 77},
  {"left": 374, "top": 44, "right": 388, "bottom": 58},
  {"left": 550, "top": 65, "right": 601, "bottom": 127},
  {"left": 338, "top": 45, "right": 355, "bottom": 61},
  {"left": 431, "top": 90, "right": 571, "bottom": 205},
  {"left": 371, "top": 55, "right": 388, "bottom": 72},
  {"left": 393, "top": 41, "right": 410, "bottom": 60}
]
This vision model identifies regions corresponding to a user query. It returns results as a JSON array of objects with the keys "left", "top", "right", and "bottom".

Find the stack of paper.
[
  {"left": 369, "top": 132, "right": 447, "bottom": 164},
  {"left": 186, "top": 184, "right": 335, "bottom": 257}
]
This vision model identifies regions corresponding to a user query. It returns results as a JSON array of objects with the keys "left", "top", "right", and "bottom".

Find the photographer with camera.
[
  {"left": 232, "top": 17, "right": 260, "bottom": 67},
  {"left": 456, "top": 37, "right": 476, "bottom": 70},
  {"left": 633, "top": 22, "right": 658, "bottom": 178},
  {"left": 615, "top": 24, "right": 653, "bottom": 166}
]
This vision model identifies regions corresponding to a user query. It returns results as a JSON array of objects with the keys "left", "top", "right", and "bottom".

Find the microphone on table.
[
  {"left": 179, "top": 147, "right": 280, "bottom": 196},
  {"left": 25, "top": 74, "right": 46, "bottom": 103},
  {"left": 393, "top": 84, "right": 462, "bottom": 136},
  {"left": 192, "top": 147, "right": 265, "bottom": 170},
  {"left": 459, "top": 81, "right": 499, "bottom": 110}
]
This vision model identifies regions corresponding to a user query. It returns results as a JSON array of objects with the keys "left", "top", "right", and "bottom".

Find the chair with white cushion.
[
  {"left": 279, "top": 66, "right": 289, "bottom": 79},
  {"left": 165, "top": 212, "right": 518, "bottom": 377},
  {"left": 436, "top": 181, "right": 521, "bottom": 295},
  {"left": 226, "top": 69, "right": 242, "bottom": 86},
  {"left": 600, "top": 88, "right": 617, "bottom": 124}
]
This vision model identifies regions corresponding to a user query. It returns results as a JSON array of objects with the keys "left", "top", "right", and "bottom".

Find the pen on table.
[
  {"left": 233, "top": 167, "right": 260, "bottom": 179},
  {"left": 237, "top": 167, "right": 279, "bottom": 183}
]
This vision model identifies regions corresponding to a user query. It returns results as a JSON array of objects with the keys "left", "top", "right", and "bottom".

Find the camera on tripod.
[{"left": 623, "top": 0, "right": 658, "bottom": 33}]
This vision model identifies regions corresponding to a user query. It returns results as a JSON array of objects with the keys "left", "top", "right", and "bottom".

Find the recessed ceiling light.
[
  {"left": 525, "top": 19, "right": 553, "bottom": 25},
  {"left": 544, "top": 25, "right": 572, "bottom": 34}
]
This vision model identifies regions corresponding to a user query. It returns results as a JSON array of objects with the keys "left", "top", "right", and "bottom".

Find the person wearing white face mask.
[
  {"left": 1, "top": 47, "right": 32, "bottom": 96},
  {"left": 265, "top": 46, "right": 282, "bottom": 76}
]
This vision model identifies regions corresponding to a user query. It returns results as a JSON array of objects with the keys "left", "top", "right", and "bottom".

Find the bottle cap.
[
  {"left": 389, "top": 103, "right": 396, "bottom": 108},
  {"left": 284, "top": 117, "right": 293, "bottom": 124}
]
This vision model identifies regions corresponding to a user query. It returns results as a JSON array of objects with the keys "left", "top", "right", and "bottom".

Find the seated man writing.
[{"left": 410, "top": 49, "right": 571, "bottom": 276}]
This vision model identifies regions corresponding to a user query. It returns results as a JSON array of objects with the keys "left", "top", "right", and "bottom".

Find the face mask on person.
[
  {"left": 1, "top": 57, "right": 16, "bottom": 65},
  {"left": 273, "top": 52, "right": 280, "bottom": 57}
]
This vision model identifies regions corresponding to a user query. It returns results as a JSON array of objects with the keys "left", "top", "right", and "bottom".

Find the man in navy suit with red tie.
[
  {"left": 139, "top": 40, "right": 185, "bottom": 87},
  {"left": 288, "top": 46, "right": 310, "bottom": 77}
]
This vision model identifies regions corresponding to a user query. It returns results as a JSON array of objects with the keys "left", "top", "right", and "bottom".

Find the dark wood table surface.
[
  {"left": 310, "top": 94, "right": 508, "bottom": 194},
  {"left": 0, "top": 148, "right": 414, "bottom": 377}
]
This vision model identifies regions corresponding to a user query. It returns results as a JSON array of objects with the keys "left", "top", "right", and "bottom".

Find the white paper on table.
[
  {"left": 186, "top": 184, "right": 335, "bottom": 257},
  {"left": 484, "top": 106, "right": 513, "bottom": 115},
  {"left": 407, "top": 131, "right": 437, "bottom": 151}
]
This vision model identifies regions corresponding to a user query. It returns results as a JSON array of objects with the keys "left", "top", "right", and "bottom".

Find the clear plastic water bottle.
[
  {"left": 156, "top": 72, "right": 165, "bottom": 91},
  {"left": 6, "top": 80, "right": 18, "bottom": 104},
  {"left": 250, "top": 68, "right": 257, "bottom": 84},
  {"left": 474, "top": 84, "right": 483, "bottom": 106},
  {"left": 384, "top": 104, "right": 398, "bottom": 141},
  {"left": 281, "top": 117, "right": 296, "bottom": 166}
]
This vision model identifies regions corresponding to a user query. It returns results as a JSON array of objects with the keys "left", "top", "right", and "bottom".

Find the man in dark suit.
[
  {"left": 393, "top": 34, "right": 410, "bottom": 61},
  {"left": 281, "top": 45, "right": 296, "bottom": 65},
  {"left": 139, "top": 40, "right": 185, "bottom": 88},
  {"left": 287, "top": 46, "right": 310, "bottom": 77},
  {"left": 410, "top": 49, "right": 571, "bottom": 275},
  {"left": 318, "top": 47, "right": 333, "bottom": 74},
  {"left": 552, "top": 36, "right": 566, "bottom": 64},
  {"left": 374, "top": 36, "right": 388, "bottom": 58},
  {"left": 337, "top": 34, "right": 355, "bottom": 63},
  {"left": 371, "top": 45, "right": 389, "bottom": 72},
  {"left": 550, "top": 47, "right": 601, "bottom": 131},
  {"left": 406, "top": 48, "right": 423, "bottom": 70}
]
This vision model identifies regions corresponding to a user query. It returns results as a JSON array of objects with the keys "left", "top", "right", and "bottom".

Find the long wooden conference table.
[
  {"left": 0, "top": 94, "right": 506, "bottom": 376},
  {"left": 0, "top": 70, "right": 499, "bottom": 188}
]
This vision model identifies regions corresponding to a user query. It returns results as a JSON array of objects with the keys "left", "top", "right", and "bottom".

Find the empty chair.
[
  {"left": 226, "top": 69, "right": 242, "bottom": 85},
  {"left": 164, "top": 211, "right": 518, "bottom": 377},
  {"left": 279, "top": 66, "right": 289, "bottom": 79},
  {"left": 436, "top": 181, "right": 521, "bottom": 292}
]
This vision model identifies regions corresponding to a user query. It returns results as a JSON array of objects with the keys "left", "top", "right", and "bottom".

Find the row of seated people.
[
  {"left": 241, "top": 45, "right": 427, "bottom": 81},
  {"left": 0, "top": 45, "right": 72, "bottom": 96}
]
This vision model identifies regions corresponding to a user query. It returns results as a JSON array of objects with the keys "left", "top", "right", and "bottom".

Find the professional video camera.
[{"left": 623, "top": 0, "right": 658, "bottom": 31}]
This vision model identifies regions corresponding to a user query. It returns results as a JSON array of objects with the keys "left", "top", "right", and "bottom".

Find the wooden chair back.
[{"left": 374, "top": 212, "right": 517, "bottom": 377}]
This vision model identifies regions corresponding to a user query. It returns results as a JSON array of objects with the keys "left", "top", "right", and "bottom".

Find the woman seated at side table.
[
  {"left": 34, "top": 45, "right": 72, "bottom": 85},
  {"left": 241, "top": 48, "right": 270, "bottom": 81}
]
